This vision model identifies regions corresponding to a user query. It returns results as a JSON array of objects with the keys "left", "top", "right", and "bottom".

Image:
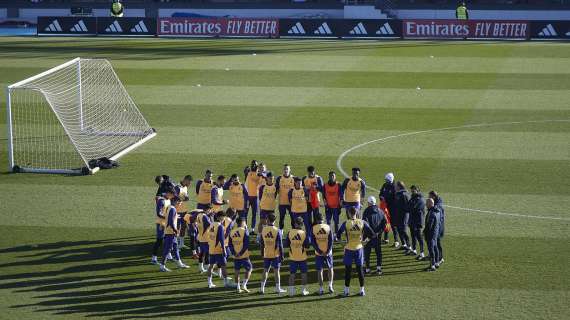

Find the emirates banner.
[
  {"left": 158, "top": 17, "right": 279, "bottom": 37},
  {"left": 403, "top": 19, "right": 530, "bottom": 39}
]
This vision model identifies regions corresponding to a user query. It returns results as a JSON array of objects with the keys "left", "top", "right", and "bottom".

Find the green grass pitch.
[{"left": 0, "top": 37, "right": 569, "bottom": 319}]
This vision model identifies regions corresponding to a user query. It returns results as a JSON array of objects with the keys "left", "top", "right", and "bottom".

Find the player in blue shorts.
[
  {"left": 337, "top": 207, "right": 375, "bottom": 297},
  {"left": 312, "top": 212, "right": 334, "bottom": 295},
  {"left": 260, "top": 212, "right": 286, "bottom": 294},
  {"left": 229, "top": 217, "right": 252, "bottom": 293},
  {"left": 285, "top": 217, "right": 311, "bottom": 296},
  {"left": 206, "top": 211, "right": 235, "bottom": 288},
  {"left": 159, "top": 196, "right": 190, "bottom": 272}
]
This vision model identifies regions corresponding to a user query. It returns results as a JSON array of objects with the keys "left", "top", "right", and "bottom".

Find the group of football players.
[{"left": 151, "top": 161, "right": 446, "bottom": 297}]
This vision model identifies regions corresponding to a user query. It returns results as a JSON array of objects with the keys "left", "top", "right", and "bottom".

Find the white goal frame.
[{"left": 6, "top": 57, "right": 156, "bottom": 175}]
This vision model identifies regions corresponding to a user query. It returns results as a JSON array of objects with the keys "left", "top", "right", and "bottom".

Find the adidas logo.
[
  {"left": 70, "top": 20, "right": 88, "bottom": 32},
  {"left": 317, "top": 228, "right": 328, "bottom": 235},
  {"left": 130, "top": 20, "right": 149, "bottom": 33},
  {"left": 376, "top": 22, "right": 394, "bottom": 35},
  {"left": 538, "top": 24, "right": 557, "bottom": 37},
  {"left": 287, "top": 22, "right": 305, "bottom": 35},
  {"left": 105, "top": 20, "right": 123, "bottom": 33},
  {"left": 349, "top": 22, "right": 367, "bottom": 35},
  {"left": 350, "top": 225, "right": 361, "bottom": 231},
  {"left": 313, "top": 22, "right": 332, "bottom": 35},
  {"left": 44, "top": 19, "right": 62, "bottom": 32},
  {"left": 292, "top": 234, "right": 302, "bottom": 241},
  {"left": 265, "top": 232, "right": 273, "bottom": 239}
]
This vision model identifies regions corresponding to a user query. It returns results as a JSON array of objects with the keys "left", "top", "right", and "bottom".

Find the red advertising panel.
[
  {"left": 403, "top": 19, "right": 529, "bottom": 39},
  {"left": 158, "top": 18, "right": 279, "bottom": 37}
]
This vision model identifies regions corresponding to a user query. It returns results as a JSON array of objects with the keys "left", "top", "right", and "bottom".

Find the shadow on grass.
[{"left": 0, "top": 233, "right": 426, "bottom": 318}]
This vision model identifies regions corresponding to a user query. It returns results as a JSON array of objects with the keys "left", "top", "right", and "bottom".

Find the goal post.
[{"left": 6, "top": 58, "right": 156, "bottom": 175}]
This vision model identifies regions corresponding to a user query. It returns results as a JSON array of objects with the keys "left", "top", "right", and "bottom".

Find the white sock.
[
  {"left": 344, "top": 286, "right": 349, "bottom": 295},
  {"left": 360, "top": 287, "right": 365, "bottom": 293},
  {"left": 151, "top": 255, "right": 157, "bottom": 260},
  {"left": 237, "top": 282, "right": 241, "bottom": 290},
  {"left": 319, "top": 285, "right": 323, "bottom": 291},
  {"left": 243, "top": 279, "right": 249, "bottom": 287},
  {"left": 261, "top": 279, "right": 266, "bottom": 289},
  {"left": 198, "top": 262, "right": 203, "bottom": 269},
  {"left": 207, "top": 276, "right": 212, "bottom": 285}
]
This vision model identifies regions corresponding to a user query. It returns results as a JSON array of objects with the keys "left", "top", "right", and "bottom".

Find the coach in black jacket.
[
  {"left": 393, "top": 181, "right": 411, "bottom": 252},
  {"left": 363, "top": 196, "right": 387, "bottom": 275},
  {"left": 408, "top": 185, "right": 426, "bottom": 259},
  {"left": 424, "top": 198, "right": 440, "bottom": 271}
]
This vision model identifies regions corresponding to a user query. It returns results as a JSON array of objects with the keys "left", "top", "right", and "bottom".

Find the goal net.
[{"left": 6, "top": 58, "right": 156, "bottom": 174}]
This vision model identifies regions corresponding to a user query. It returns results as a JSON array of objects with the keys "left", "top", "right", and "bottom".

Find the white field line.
[{"left": 336, "top": 119, "right": 570, "bottom": 221}]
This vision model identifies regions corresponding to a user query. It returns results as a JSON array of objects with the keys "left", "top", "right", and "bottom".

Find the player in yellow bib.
[
  {"left": 312, "top": 212, "right": 335, "bottom": 295},
  {"left": 258, "top": 172, "right": 277, "bottom": 234},
  {"left": 285, "top": 217, "right": 311, "bottom": 296},
  {"left": 288, "top": 177, "right": 311, "bottom": 236},
  {"left": 260, "top": 213, "right": 286, "bottom": 294},
  {"left": 341, "top": 167, "right": 366, "bottom": 218},
  {"left": 196, "top": 170, "right": 214, "bottom": 210},
  {"left": 159, "top": 196, "right": 190, "bottom": 272},
  {"left": 336, "top": 207, "right": 375, "bottom": 297},
  {"left": 275, "top": 164, "right": 294, "bottom": 230},
  {"left": 175, "top": 175, "right": 193, "bottom": 250},
  {"left": 244, "top": 160, "right": 265, "bottom": 234},
  {"left": 151, "top": 184, "right": 174, "bottom": 265},
  {"left": 229, "top": 216, "right": 252, "bottom": 293},
  {"left": 224, "top": 174, "right": 248, "bottom": 219},
  {"left": 206, "top": 211, "right": 236, "bottom": 288},
  {"left": 211, "top": 175, "right": 228, "bottom": 212},
  {"left": 195, "top": 207, "right": 213, "bottom": 273}
]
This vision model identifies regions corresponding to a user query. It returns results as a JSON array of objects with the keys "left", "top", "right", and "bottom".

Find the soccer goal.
[{"left": 6, "top": 58, "right": 156, "bottom": 175}]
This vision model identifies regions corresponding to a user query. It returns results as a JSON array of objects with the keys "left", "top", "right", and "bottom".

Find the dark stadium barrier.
[
  {"left": 97, "top": 18, "right": 157, "bottom": 36},
  {"left": 530, "top": 21, "right": 570, "bottom": 40},
  {"left": 38, "top": 16, "right": 97, "bottom": 36},
  {"left": 37, "top": 17, "right": 570, "bottom": 41},
  {"left": 279, "top": 19, "right": 402, "bottom": 39},
  {"left": 403, "top": 19, "right": 530, "bottom": 40},
  {"left": 157, "top": 18, "right": 279, "bottom": 37}
]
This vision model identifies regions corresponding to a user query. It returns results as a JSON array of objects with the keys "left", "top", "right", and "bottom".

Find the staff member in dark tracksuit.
[
  {"left": 408, "top": 185, "right": 426, "bottom": 260},
  {"left": 424, "top": 198, "right": 440, "bottom": 272},
  {"left": 379, "top": 172, "right": 396, "bottom": 245},
  {"left": 393, "top": 181, "right": 411, "bottom": 252},
  {"left": 362, "top": 196, "right": 387, "bottom": 275},
  {"left": 429, "top": 190, "right": 445, "bottom": 267}
]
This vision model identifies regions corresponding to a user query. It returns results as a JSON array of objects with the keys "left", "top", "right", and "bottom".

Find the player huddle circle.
[{"left": 151, "top": 160, "right": 446, "bottom": 297}]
